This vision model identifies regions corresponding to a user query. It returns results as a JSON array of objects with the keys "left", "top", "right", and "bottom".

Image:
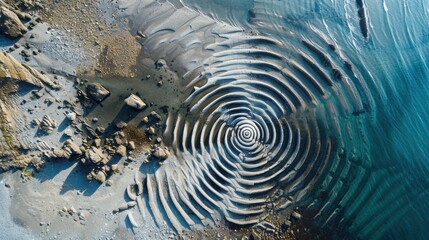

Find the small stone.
[
  {"left": 78, "top": 212, "right": 86, "bottom": 221},
  {"left": 93, "top": 138, "right": 101, "bottom": 147},
  {"left": 137, "top": 31, "right": 146, "bottom": 38},
  {"left": 111, "top": 164, "right": 119, "bottom": 173},
  {"left": 92, "top": 118, "right": 98, "bottom": 123},
  {"left": 142, "top": 117, "right": 149, "bottom": 123},
  {"left": 292, "top": 211, "right": 302, "bottom": 220},
  {"left": 147, "top": 127, "right": 156, "bottom": 135},
  {"left": 115, "top": 121, "right": 127, "bottom": 129},
  {"left": 96, "top": 126, "right": 105, "bottom": 134},
  {"left": 114, "top": 137, "right": 122, "bottom": 145},
  {"left": 4, "top": 183, "right": 10, "bottom": 188},
  {"left": 157, "top": 81, "right": 163, "bottom": 87},
  {"left": 32, "top": 90, "right": 43, "bottom": 98},
  {"left": 156, "top": 137, "right": 162, "bottom": 143},
  {"left": 106, "top": 180, "right": 113, "bottom": 186},
  {"left": 128, "top": 141, "right": 136, "bottom": 150},
  {"left": 150, "top": 111, "right": 161, "bottom": 120},
  {"left": 69, "top": 206, "right": 77, "bottom": 214},
  {"left": 21, "top": 49, "right": 31, "bottom": 57}
]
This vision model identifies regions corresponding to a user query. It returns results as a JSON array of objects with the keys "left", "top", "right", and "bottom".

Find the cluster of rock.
[
  {"left": 142, "top": 111, "right": 170, "bottom": 162},
  {"left": 48, "top": 116, "right": 139, "bottom": 184},
  {"left": 58, "top": 206, "right": 87, "bottom": 225},
  {"left": 79, "top": 83, "right": 147, "bottom": 112}
]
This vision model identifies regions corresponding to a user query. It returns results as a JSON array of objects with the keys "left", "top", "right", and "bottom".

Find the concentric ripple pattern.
[{"left": 122, "top": 0, "right": 378, "bottom": 235}]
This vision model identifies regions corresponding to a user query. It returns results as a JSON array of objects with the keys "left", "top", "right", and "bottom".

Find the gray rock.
[{"left": 86, "top": 83, "right": 110, "bottom": 102}]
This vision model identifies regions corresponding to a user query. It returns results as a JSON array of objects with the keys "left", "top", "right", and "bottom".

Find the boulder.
[
  {"left": 124, "top": 94, "right": 146, "bottom": 110},
  {"left": 85, "top": 83, "right": 110, "bottom": 102},
  {"left": 63, "top": 140, "right": 82, "bottom": 156},
  {"left": 66, "top": 112, "right": 76, "bottom": 121},
  {"left": 39, "top": 115, "right": 56, "bottom": 133},
  {"left": 95, "top": 171, "right": 106, "bottom": 183},
  {"left": 152, "top": 147, "right": 170, "bottom": 160},
  {"left": 0, "top": 6, "right": 26, "bottom": 38},
  {"left": 116, "top": 145, "right": 127, "bottom": 157},
  {"left": 86, "top": 146, "right": 108, "bottom": 164}
]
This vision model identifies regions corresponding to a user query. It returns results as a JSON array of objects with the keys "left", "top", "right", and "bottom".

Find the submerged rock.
[
  {"left": 85, "top": 83, "right": 110, "bottom": 102},
  {"left": 124, "top": 94, "right": 146, "bottom": 110}
]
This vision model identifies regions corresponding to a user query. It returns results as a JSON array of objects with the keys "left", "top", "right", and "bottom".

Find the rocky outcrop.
[
  {"left": 85, "top": 83, "right": 110, "bottom": 102},
  {"left": 124, "top": 94, "right": 146, "bottom": 110},
  {"left": 0, "top": 6, "right": 26, "bottom": 38},
  {"left": 85, "top": 146, "right": 108, "bottom": 164},
  {"left": 0, "top": 52, "right": 59, "bottom": 89},
  {"left": 39, "top": 115, "right": 57, "bottom": 134}
]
